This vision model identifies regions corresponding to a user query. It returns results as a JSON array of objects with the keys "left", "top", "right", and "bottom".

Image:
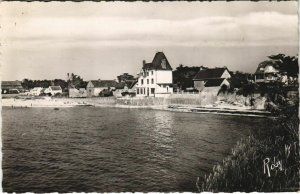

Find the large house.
[
  {"left": 1, "top": 81, "right": 24, "bottom": 94},
  {"left": 135, "top": 52, "right": 173, "bottom": 97},
  {"left": 193, "top": 67, "right": 231, "bottom": 93},
  {"left": 86, "top": 80, "right": 118, "bottom": 97},
  {"left": 254, "top": 62, "right": 280, "bottom": 83}
]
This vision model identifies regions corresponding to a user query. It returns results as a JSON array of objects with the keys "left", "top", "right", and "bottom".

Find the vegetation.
[
  {"left": 266, "top": 54, "right": 299, "bottom": 77},
  {"left": 67, "top": 73, "right": 87, "bottom": 89},
  {"left": 173, "top": 65, "right": 203, "bottom": 90},
  {"left": 229, "top": 71, "right": 254, "bottom": 89},
  {"left": 99, "top": 89, "right": 113, "bottom": 97},
  {"left": 117, "top": 73, "right": 136, "bottom": 83},
  {"left": 21, "top": 79, "right": 68, "bottom": 90},
  {"left": 198, "top": 104, "right": 299, "bottom": 192}
]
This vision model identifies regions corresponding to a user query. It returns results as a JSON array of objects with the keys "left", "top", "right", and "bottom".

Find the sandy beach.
[
  {"left": 1, "top": 97, "right": 271, "bottom": 117},
  {"left": 2, "top": 97, "right": 82, "bottom": 108}
]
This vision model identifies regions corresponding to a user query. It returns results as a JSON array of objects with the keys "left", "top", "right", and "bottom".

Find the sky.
[{"left": 0, "top": 1, "right": 298, "bottom": 81}]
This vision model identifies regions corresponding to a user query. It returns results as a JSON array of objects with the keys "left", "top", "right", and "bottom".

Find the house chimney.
[{"left": 143, "top": 60, "right": 146, "bottom": 67}]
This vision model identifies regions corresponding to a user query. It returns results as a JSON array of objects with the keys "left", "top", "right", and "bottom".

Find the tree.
[
  {"left": 229, "top": 71, "right": 254, "bottom": 88},
  {"left": 53, "top": 79, "right": 68, "bottom": 90},
  {"left": 173, "top": 64, "right": 205, "bottom": 90},
  {"left": 117, "top": 73, "right": 135, "bottom": 83},
  {"left": 22, "top": 79, "right": 34, "bottom": 90},
  {"left": 266, "top": 54, "right": 298, "bottom": 77},
  {"left": 67, "top": 73, "right": 86, "bottom": 89}
]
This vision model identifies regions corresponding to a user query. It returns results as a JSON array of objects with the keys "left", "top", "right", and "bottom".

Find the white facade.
[
  {"left": 44, "top": 86, "right": 62, "bottom": 96},
  {"left": 255, "top": 65, "right": 279, "bottom": 83},
  {"left": 135, "top": 69, "right": 173, "bottom": 97},
  {"left": 220, "top": 70, "right": 231, "bottom": 79},
  {"left": 30, "top": 87, "right": 43, "bottom": 96},
  {"left": 201, "top": 79, "right": 230, "bottom": 96}
]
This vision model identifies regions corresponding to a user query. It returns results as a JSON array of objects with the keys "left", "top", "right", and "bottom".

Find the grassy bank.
[{"left": 198, "top": 104, "right": 299, "bottom": 192}]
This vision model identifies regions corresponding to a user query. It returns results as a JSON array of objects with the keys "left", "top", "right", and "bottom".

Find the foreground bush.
[{"left": 198, "top": 105, "right": 299, "bottom": 192}]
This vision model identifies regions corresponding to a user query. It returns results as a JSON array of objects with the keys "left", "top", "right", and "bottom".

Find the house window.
[
  {"left": 151, "top": 71, "right": 153, "bottom": 75},
  {"left": 147, "top": 72, "right": 149, "bottom": 76},
  {"left": 147, "top": 79, "right": 149, "bottom": 84},
  {"left": 161, "top": 59, "right": 167, "bottom": 69},
  {"left": 151, "top": 79, "right": 154, "bottom": 84},
  {"left": 143, "top": 88, "right": 145, "bottom": 94},
  {"left": 137, "top": 89, "right": 139, "bottom": 94},
  {"left": 167, "top": 86, "right": 169, "bottom": 92},
  {"left": 141, "top": 79, "right": 144, "bottom": 85},
  {"left": 151, "top": 88, "right": 155, "bottom": 94}
]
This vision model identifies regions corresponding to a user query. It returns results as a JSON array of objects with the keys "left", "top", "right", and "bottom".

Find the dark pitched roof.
[
  {"left": 142, "top": 52, "right": 172, "bottom": 71},
  {"left": 90, "top": 80, "right": 118, "bottom": 88},
  {"left": 124, "top": 80, "right": 137, "bottom": 89},
  {"left": 50, "top": 86, "right": 62, "bottom": 91},
  {"left": 115, "top": 80, "right": 137, "bottom": 89},
  {"left": 127, "top": 80, "right": 137, "bottom": 89},
  {"left": 1, "top": 81, "right": 23, "bottom": 89},
  {"left": 204, "top": 78, "right": 225, "bottom": 87},
  {"left": 193, "top": 68, "right": 228, "bottom": 80}
]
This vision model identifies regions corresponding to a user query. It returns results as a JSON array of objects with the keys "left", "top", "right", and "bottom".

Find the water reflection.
[{"left": 2, "top": 107, "right": 270, "bottom": 192}]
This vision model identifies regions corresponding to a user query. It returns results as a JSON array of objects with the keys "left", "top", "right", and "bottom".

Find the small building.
[
  {"left": 202, "top": 78, "right": 231, "bottom": 95},
  {"left": 30, "top": 87, "right": 44, "bottom": 96},
  {"left": 1, "top": 81, "right": 24, "bottom": 94},
  {"left": 69, "top": 88, "right": 87, "bottom": 98},
  {"left": 114, "top": 80, "right": 137, "bottom": 97},
  {"left": 135, "top": 52, "right": 173, "bottom": 97},
  {"left": 193, "top": 67, "right": 231, "bottom": 92},
  {"left": 86, "top": 80, "right": 118, "bottom": 97},
  {"left": 254, "top": 62, "right": 280, "bottom": 83},
  {"left": 44, "top": 86, "right": 63, "bottom": 96}
]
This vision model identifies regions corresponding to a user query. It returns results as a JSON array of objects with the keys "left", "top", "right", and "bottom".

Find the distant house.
[
  {"left": 30, "top": 87, "right": 44, "bottom": 96},
  {"left": 254, "top": 62, "right": 280, "bottom": 83},
  {"left": 1, "top": 81, "right": 24, "bottom": 94},
  {"left": 135, "top": 52, "right": 173, "bottom": 97},
  {"left": 44, "top": 86, "right": 63, "bottom": 96},
  {"left": 86, "top": 80, "right": 118, "bottom": 97},
  {"left": 193, "top": 67, "right": 231, "bottom": 92}
]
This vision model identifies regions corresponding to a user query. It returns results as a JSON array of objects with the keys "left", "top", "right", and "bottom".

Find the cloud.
[{"left": 2, "top": 10, "right": 297, "bottom": 50}]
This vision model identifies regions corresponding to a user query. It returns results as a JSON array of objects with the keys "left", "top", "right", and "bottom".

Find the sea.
[{"left": 2, "top": 106, "right": 271, "bottom": 192}]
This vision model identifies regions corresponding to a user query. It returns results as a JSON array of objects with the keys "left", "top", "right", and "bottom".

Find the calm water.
[{"left": 2, "top": 107, "right": 270, "bottom": 192}]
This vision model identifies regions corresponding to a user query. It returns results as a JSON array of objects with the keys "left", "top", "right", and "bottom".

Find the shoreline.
[{"left": 2, "top": 97, "right": 271, "bottom": 117}]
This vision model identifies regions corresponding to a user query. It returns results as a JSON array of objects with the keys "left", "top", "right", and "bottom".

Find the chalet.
[
  {"left": 86, "top": 80, "right": 118, "bottom": 97},
  {"left": 193, "top": 67, "right": 231, "bottom": 92},
  {"left": 30, "top": 87, "right": 44, "bottom": 96},
  {"left": 44, "top": 86, "right": 63, "bottom": 96},
  {"left": 1, "top": 81, "right": 24, "bottom": 94},
  {"left": 135, "top": 52, "right": 173, "bottom": 97},
  {"left": 254, "top": 62, "right": 279, "bottom": 83}
]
